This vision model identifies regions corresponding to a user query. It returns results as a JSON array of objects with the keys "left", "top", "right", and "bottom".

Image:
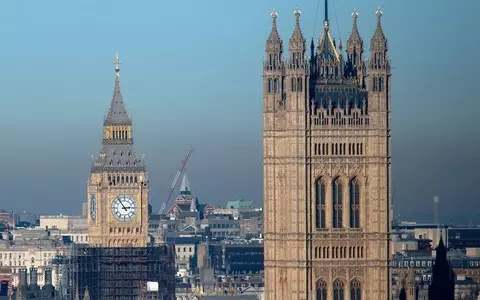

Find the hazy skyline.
[{"left": 0, "top": 0, "right": 478, "bottom": 223}]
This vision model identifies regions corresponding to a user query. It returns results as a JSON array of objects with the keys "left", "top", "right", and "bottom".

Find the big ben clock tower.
[{"left": 87, "top": 52, "right": 149, "bottom": 247}]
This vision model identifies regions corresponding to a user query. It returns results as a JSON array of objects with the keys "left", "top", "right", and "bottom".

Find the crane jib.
[{"left": 157, "top": 147, "right": 194, "bottom": 214}]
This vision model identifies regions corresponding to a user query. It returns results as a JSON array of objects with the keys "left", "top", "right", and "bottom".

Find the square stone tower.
[
  {"left": 263, "top": 4, "right": 391, "bottom": 299},
  {"left": 87, "top": 53, "right": 149, "bottom": 247}
]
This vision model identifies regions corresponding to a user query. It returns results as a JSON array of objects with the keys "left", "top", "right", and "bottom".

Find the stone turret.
[
  {"left": 346, "top": 9, "right": 365, "bottom": 85},
  {"left": 262, "top": 2, "right": 392, "bottom": 299},
  {"left": 263, "top": 9, "right": 284, "bottom": 112},
  {"left": 367, "top": 7, "right": 390, "bottom": 94}
]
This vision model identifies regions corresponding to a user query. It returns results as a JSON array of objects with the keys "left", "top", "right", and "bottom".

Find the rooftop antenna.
[
  {"left": 313, "top": 0, "right": 321, "bottom": 38},
  {"left": 324, "top": 0, "right": 328, "bottom": 23},
  {"left": 114, "top": 51, "right": 120, "bottom": 77},
  {"left": 433, "top": 196, "right": 440, "bottom": 246}
]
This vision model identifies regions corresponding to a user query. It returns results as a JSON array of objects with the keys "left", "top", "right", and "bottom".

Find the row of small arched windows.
[
  {"left": 314, "top": 143, "right": 364, "bottom": 156},
  {"left": 392, "top": 260, "right": 432, "bottom": 268},
  {"left": 316, "top": 278, "right": 361, "bottom": 300},
  {"left": 108, "top": 159, "right": 139, "bottom": 168},
  {"left": 314, "top": 246, "right": 364, "bottom": 259},
  {"left": 267, "top": 77, "right": 305, "bottom": 93},
  {"left": 315, "top": 178, "right": 361, "bottom": 229},
  {"left": 108, "top": 175, "right": 139, "bottom": 186},
  {"left": 109, "top": 227, "right": 140, "bottom": 234},
  {"left": 313, "top": 115, "right": 369, "bottom": 127}
]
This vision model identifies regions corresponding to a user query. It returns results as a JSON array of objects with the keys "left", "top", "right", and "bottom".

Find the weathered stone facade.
[{"left": 263, "top": 5, "right": 391, "bottom": 300}]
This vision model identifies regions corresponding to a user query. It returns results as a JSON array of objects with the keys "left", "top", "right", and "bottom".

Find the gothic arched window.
[
  {"left": 333, "top": 279, "right": 345, "bottom": 300},
  {"left": 291, "top": 77, "right": 297, "bottom": 92},
  {"left": 350, "top": 279, "right": 361, "bottom": 300},
  {"left": 315, "top": 178, "right": 326, "bottom": 229},
  {"left": 350, "top": 178, "right": 360, "bottom": 228},
  {"left": 268, "top": 78, "right": 273, "bottom": 93},
  {"left": 297, "top": 77, "right": 303, "bottom": 92},
  {"left": 273, "top": 78, "right": 279, "bottom": 93},
  {"left": 332, "top": 178, "right": 343, "bottom": 228},
  {"left": 316, "top": 279, "right": 327, "bottom": 300}
]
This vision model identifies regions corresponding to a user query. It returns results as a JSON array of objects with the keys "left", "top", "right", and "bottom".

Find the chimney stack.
[
  {"left": 44, "top": 268, "right": 52, "bottom": 285},
  {"left": 29, "top": 267, "right": 38, "bottom": 285},
  {"left": 19, "top": 269, "right": 28, "bottom": 286}
]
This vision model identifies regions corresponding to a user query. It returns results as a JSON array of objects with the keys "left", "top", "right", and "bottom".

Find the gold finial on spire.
[
  {"left": 271, "top": 8, "right": 278, "bottom": 17},
  {"left": 294, "top": 6, "right": 301, "bottom": 17},
  {"left": 352, "top": 8, "right": 359, "bottom": 19},
  {"left": 376, "top": 6, "right": 383, "bottom": 19},
  {"left": 114, "top": 51, "right": 120, "bottom": 77}
]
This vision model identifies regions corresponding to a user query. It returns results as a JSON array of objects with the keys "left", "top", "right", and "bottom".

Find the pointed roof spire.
[
  {"left": 180, "top": 172, "right": 191, "bottom": 195},
  {"left": 189, "top": 195, "right": 198, "bottom": 212},
  {"left": 372, "top": 6, "right": 387, "bottom": 43},
  {"left": 268, "top": 9, "right": 281, "bottom": 42},
  {"left": 289, "top": 6, "right": 306, "bottom": 51},
  {"left": 316, "top": 0, "right": 340, "bottom": 63},
  {"left": 347, "top": 9, "right": 363, "bottom": 52},
  {"left": 104, "top": 51, "right": 131, "bottom": 126},
  {"left": 429, "top": 230, "right": 456, "bottom": 299},
  {"left": 74, "top": 285, "right": 80, "bottom": 300},
  {"left": 84, "top": 286, "right": 91, "bottom": 300},
  {"left": 293, "top": 6, "right": 303, "bottom": 36},
  {"left": 317, "top": 20, "right": 339, "bottom": 62},
  {"left": 265, "top": 8, "right": 283, "bottom": 55},
  {"left": 437, "top": 234, "right": 447, "bottom": 257}
]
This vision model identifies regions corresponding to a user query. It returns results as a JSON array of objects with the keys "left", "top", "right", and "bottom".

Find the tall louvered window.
[
  {"left": 315, "top": 178, "right": 326, "bottom": 229},
  {"left": 332, "top": 178, "right": 343, "bottom": 228}
]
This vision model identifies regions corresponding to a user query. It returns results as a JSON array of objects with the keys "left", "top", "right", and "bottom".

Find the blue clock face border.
[
  {"left": 90, "top": 194, "right": 96, "bottom": 220},
  {"left": 111, "top": 195, "right": 137, "bottom": 222}
]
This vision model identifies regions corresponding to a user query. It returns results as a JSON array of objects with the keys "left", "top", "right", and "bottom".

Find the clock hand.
[{"left": 119, "top": 199, "right": 127, "bottom": 210}]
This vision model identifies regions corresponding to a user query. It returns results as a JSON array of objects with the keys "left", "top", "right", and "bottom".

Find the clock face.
[
  {"left": 111, "top": 195, "right": 137, "bottom": 221},
  {"left": 90, "top": 194, "right": 96, "bottom": 220}
]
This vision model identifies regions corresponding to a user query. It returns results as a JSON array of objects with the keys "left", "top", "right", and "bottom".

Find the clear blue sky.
[{"left": 0, "top": 0, "right": 478, "bottom": 223}]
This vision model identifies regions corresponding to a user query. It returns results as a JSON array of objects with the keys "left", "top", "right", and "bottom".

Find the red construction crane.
[{"left": 158, "top": 146, "right": 193, "bottom": 215}]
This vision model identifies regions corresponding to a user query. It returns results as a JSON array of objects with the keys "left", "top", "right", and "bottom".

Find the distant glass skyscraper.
[{"left": 262, "top": 1, "right": 391, "bottom": 299}]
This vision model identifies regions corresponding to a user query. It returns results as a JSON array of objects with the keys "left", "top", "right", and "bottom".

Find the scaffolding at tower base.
[{"left": 54, "top": 244, "right": 176, "bottom": 300}]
